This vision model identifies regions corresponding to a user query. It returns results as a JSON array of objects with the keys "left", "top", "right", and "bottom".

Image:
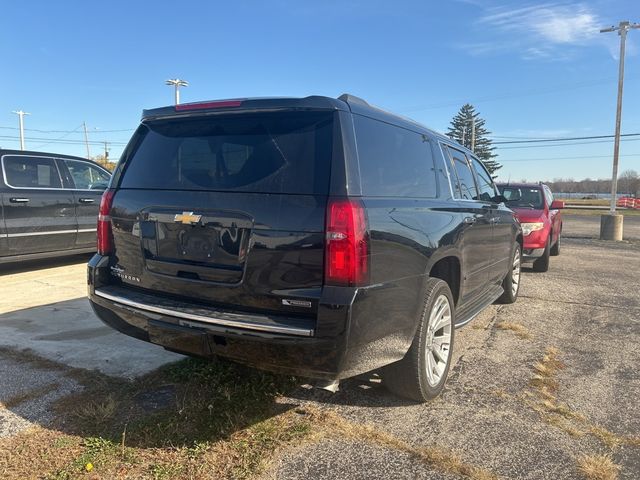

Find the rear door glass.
[
  {"left": 64, "top": 160, "right": 111, "bottom": 190},
  {"left": 3, "top": 155, "right": 62, "bottom": 189},
  {"left": 119, "top": 112, "right": 333, "bottom": 194},
  {"left": 444, "top": 146, "right": 478, "bottom": 200},
  {"left": 470, "top": 157, "right": 496, "bottom": 202}
]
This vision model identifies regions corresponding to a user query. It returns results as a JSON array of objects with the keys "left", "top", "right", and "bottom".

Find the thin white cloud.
[
  {"left": 461, "top": 2, "right": 611, "bottom": 60},
  {"left": 479, "top": 3, "right": 600, "bottom": 43}
]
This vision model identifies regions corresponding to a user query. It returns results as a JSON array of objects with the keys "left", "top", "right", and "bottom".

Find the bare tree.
[{"left": 619, "top": 170, "right": 639, "bottom": 197}]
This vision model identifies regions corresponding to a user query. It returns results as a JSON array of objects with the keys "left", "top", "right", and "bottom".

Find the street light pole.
[
  {"left": 12, "top": 110, "right": 30, "bottom": 150},
  {"left": 599, "top": 20, "right": 639, "bottom": 240},
  {"left": 165, "top": 78, "right": 189, "bottom": 105}
]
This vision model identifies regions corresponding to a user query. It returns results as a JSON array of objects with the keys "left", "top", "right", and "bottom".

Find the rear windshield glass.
[
  {"left": 499, "top": 186, "right": 544, "bottom": 209},
  {"left": 119, "top": 112, "right": 333, "bottom": 194}
]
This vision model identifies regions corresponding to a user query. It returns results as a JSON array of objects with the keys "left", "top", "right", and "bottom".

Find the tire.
[
  {"left": 533, "top": 237, "right": 551, "bottom": 272},
  {"left": 382, "top": 278, "right": 455, "bottom": 402},
  {"left": 550, "top": 230, "right": 560, "bottom": 256},
  {"left": 496, "top": 243, "right": 521, "bottom": 304}
]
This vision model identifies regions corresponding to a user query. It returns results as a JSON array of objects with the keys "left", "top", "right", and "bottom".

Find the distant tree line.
[{"left": 528, "top": 169, "right": 639, "bottom": 197}]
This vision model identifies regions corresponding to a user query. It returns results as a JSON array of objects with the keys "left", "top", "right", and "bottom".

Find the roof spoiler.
[{"left": 338, "top": 93, "right": 370, "bottom": 108}]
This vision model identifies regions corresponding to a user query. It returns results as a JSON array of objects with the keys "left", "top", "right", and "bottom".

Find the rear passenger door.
[
  {"left": 443, "top": 146, "right": 492, "bottom": 301},
  {"left": 60, "top": 159, "right": 111, "bottom": 247},
  {"left": 470, "top": 156, "right": 512, "bottom": 283},
  {"left": 1, "top": 154, "right": 77, "bottom": 255}
]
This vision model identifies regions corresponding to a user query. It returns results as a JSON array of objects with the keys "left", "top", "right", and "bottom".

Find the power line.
[
  {"left": 0, "top": 134, "right": 127, "bottom": 146},
  {"left": 493, "top": 133, "right": 640, "bottom": 145},
  {"left": 501, "top": 153, "right": 639, "bottom": 162},
  {"left": 0, "top": 125, "right": 134, "bottom": 133},
  {"left": 496, "top": 137, "right": 640, "bottom": 150},
  {"left": 30, "top": 124, "right": 84, "bottom": 150}
]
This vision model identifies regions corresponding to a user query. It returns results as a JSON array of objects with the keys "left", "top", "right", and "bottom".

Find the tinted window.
[
  {"left": 445, "top": 147, "right": 478, "bottom": 200},
  {"left": 65, "top": 160, "right": 110, "bottom": 189},
  {"left": 353, "top": 115, "right": 437, "bottom": 197},
  {"left": 499, "top": 186, "right": 545, "bottom": 209},
  {"left": 119, "top": 112, "right": 333, "bottom": 194},
  {"left": 3, "top": 155, "right": 62, "bottom": 189},
  {"left": 470, "top": 157, "right": 496, "bottom": 202}
]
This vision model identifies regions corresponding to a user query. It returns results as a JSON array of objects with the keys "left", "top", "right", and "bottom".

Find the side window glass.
[
  {"left": 353, "top": 115, "right": 437, "bottom": 198},
  {"left": 544, "top": 186, "right": 554, "bottom": 206},
  {"left": 470, "top": 157, "right": 496, "bottom": 202},
  {"left": 65, "top": 160, "right": 110, "bottom": 189},
  {"left": 445, "top": 147, "right": 478, "bottom": 200},
  {"left": 3, "top": 155, "right": 62, "bottom": 188}
]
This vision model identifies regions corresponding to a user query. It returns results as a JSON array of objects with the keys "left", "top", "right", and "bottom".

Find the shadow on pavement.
[{"left": 0, "top": 253, "right": 93, "bottom": 275}]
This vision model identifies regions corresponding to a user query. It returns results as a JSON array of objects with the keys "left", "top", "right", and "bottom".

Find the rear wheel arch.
[{"left": 428, "top": 256, "right": 461, "bottom": 307}]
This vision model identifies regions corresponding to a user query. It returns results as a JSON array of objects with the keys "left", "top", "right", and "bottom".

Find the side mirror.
[
  {"left": 550, "top": 200, "right": 564, "bottom": 209},
  {"left": 494, "top": 195, "right": 508, "bottom": 204}
]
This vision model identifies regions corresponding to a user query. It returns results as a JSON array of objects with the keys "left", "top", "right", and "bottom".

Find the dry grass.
[
  {"left": 491, "top": 389, "right": 512, "bottom": 400},
  {"left": 563, "top": 209, "right": 640, "bottom": 217},
  {"left": 305, "top": 408, "right": 499, "bottom": 480},
  {"left": 527, "top": 347, "right": 640, "bottom": 454},
  {"left": 577, "top": 454, "right": 620, "bottom": 480},
  {"left": 495, "top": 321, "right": 532, "bottom": 339},
  {"left": 0, "top": 383, "right": 60, "bottom": 409},
  {"left": 72, "top": 395, "right": 118, "bottom": 426},
  {"left": 1, "top": 348, "right": 498, "bottom": 480}
]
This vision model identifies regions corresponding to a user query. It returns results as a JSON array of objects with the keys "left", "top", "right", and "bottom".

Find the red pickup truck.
[{"left": 497, "top": 183, "right": 564, "bottom": 272}]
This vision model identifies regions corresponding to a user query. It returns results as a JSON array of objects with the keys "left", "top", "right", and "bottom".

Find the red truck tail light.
[
  {"left": 97, "top": 189, "right": 115, "bottom": 255},
  {"left": 325, "top": 199, "right": 369, "bottom": 286}
]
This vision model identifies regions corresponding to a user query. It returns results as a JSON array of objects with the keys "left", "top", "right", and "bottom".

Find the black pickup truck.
[
  {"left": 88, "top": 94, "right": 522, "bottom": 401},
  {"left": 0, "top": 150, "right": 111, "bottom": 264}
]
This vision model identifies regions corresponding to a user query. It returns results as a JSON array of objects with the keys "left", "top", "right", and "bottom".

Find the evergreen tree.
[{"left": 446, "top": 104, "right": 501, "bottom": 175}]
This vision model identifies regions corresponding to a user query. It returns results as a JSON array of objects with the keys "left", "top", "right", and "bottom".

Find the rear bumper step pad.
[{"left": 93, "top": 286, "right": 314, "bottom": 337}]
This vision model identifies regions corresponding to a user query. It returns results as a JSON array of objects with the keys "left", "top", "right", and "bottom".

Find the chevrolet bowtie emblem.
[{"left": 174, "top": 212, "right": 202, "bottom": 225}]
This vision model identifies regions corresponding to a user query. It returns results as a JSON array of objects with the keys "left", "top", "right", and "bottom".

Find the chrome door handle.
[
  {"left": 463, "top": 216, "right": 476, "bottom": 224},
  {"left": 78, "top": 198, "right": 95, "bottom": 203},
  {"left": 9, "top": 197, "right": 30, "bottom": 203}
]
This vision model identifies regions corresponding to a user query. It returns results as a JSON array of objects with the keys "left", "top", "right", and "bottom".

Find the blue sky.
[{"left": 0, "top": 0, "right": 638, "bottom": 181}]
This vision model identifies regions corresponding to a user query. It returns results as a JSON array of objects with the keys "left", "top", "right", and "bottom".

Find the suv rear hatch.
[{"left": 107, "top": 107, "right": 336, "bottom": 319}]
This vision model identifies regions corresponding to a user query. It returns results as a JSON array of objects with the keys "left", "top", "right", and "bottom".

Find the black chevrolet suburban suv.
[
  {"left": 0, "top": 150, "right": 111, "bottom": 264},
  {"left": 88, "top": 95, "right": 522, "bottom": 401}
]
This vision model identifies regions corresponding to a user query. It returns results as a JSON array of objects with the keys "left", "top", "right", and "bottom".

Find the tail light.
[
  {"left": 175, "top": 100, "right": 243, "bottom": 111},
  {"left": 325, "top": 199, "right": 369, "bottom": 286},
  {"left": 97, "top": 189, "right": 115, "bottom": 255}
]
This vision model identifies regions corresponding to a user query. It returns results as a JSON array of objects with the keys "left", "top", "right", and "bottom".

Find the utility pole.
[
  {"left": 103, "top": 141, "right": 109, "bottom": 161},
  {"left": 599, "top": 20, "right": 640, "bottom": 240},
  {"left": 12, "top": 110, "right": 30, "bottom": 150},
  {"left": 165, "top": 78, "right": 189, "bottom": 105},
  {"left": 83, "top": 122, "right": 91, "bottom": 159}
]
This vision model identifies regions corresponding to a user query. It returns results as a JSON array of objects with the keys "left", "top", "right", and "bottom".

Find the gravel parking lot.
[{"left": 1, "top": 216, "right": 639, "bottom": 479}]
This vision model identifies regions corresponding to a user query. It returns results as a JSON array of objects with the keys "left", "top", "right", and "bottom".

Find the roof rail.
[{"left": 337, "top": 93, "right": 370, "bottom": 107}]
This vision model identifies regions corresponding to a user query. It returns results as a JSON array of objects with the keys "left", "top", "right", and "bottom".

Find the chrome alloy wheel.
[
  {"left": 511, "top": 247, "right": 521, "bottom": 297},
  {"left": 424, "top": 294, "right": 452, "bottom": 387}
]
